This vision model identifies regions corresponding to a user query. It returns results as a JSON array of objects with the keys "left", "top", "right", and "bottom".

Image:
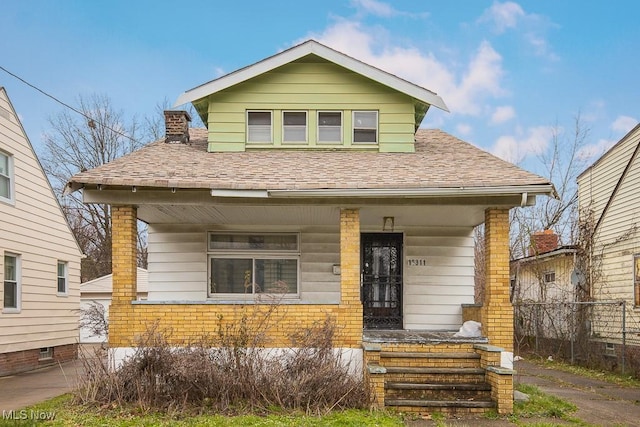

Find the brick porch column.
[
  {"left": 340, "top": 208, "right": 363, "bottom": 347},
  {"left": 482, "top": 208, "right": 513, "bottom": 352},
  {"left": 109, "top": 205, "right": 138, "bottom": 348}
]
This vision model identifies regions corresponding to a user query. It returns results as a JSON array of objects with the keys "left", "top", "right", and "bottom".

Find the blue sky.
[{"left": 1, "top": 0, "right": 638, "bottom": 174}]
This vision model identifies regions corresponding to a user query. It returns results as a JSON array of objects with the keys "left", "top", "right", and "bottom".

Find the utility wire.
[{"left": 0, "top": 64, "right": 140, "bottom": 143}]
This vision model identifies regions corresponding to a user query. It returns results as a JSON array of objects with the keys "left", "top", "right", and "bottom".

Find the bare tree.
[
  {"left": 41, "top": 94, "right": 146, "bottom": 282},
  {"left": 510, "top": 115, "right": 590, "bottom": 259}
]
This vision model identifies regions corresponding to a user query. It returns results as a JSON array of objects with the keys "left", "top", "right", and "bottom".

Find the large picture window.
[
  {"left": 247, "top": 111, "right": 272, "bottom": 142},
  {"left": 0, "top": 151, "right": 13, "bottom": 202},
  {"left": 3, "top": 254, "right": 20, "bottom": 312},
  {"left": 208, "top": 233, "right": 299, "bottom": 296}
]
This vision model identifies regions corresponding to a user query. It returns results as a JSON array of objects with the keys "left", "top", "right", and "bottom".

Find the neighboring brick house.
[
  {"left": 0, "top": 87, "right": 82, "bottom": 375},
  {"left": 66, "top": 40, "right": 553, "bottom": 414}
]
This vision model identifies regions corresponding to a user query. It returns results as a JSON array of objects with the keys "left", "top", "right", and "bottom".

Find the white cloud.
[
  {"left": 350, "top": 0, "right": 428, "bottom": 18},
  {"left": 611, "top": 115, "right": 638, "bottom": 134},
  {"left": 456, "top": 123, "right": 472, "bottom": 135},
  {"left": 490, "top": 105, "right": 515, "bottom": 124},
  {"left": 478, "top": 2, "right": 558, "bottom": 60},
  {"left": 306, "top": 21, "right": 506, "bottom": 117},
  {"left": 491, "top": 126, "right": 552, "bottom": 164},
  {"left": 478, "top": 1, "right": 525, "bottom": 34}
]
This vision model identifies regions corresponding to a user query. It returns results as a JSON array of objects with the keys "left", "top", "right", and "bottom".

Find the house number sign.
[{"left": 406, "top": 257, "right": 427, "bottom": 267}]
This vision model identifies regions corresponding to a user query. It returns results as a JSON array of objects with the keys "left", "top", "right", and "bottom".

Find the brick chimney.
[
  {"left": 164, "top": 110, "right": 191, "bottom": 143},
  {"left": 529, "top": 229, "right": 559, "bottom": 255}
]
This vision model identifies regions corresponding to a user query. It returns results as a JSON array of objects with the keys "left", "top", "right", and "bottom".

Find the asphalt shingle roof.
[{"left": 68, "top": 128, "right": 550, "bottom": 191}]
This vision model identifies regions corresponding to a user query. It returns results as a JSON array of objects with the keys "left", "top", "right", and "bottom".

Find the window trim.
[
  {"left": 352, "top": 110, "right": 378, "bottom": 144},
  {"left": 247, "top": 110, "right": 273, "bottom": 143},
  {"left": 317, "top": 111, "right": 343, "bottom": 144},
  {"left": 282, "top": 111, "right": 308, "bottom": 143},
  {"left": 3, "top": 253, "right": 21, "bottom": 313},
  {"left": 207, "top": 232, "right": 300, "bottom": 298},
  {"left": 0, "top": 150, "right": 14, "bottom": 204},
  {"left": 57, "top": 261, "right": 68, "bottom": 296}
]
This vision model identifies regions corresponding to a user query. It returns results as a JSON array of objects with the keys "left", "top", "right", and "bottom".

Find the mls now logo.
[{"left": 2, "top": 410, "right": 55, "bottom": 420}]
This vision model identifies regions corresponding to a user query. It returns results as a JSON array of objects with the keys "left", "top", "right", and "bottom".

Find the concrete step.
[
  {"left": 385, "top": 398, "right": 496, "bottom": 409},
  {"left": 386, "top": 381, "right": 492, "bottom": 401},
  {"left": 380, "top": 351, "right": 480, "bottom": 359}
]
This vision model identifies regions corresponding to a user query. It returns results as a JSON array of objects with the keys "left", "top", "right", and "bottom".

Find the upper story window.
[
  {"left": 208, "top": 233, "right": 299, "bottom": 296},
  {"left": 3, "top": 253, "right": 20, "bottom": 313},
  {"left": 353, "top": 111, "right": 378, "bottom": 144},
  {"left": 0, "top": 151, "right": 13, "bottom": 203},
  {"left": 247, "top": 111, "right": 272, "bottom": 142},
  {"left": 57, "top": 261, "right": 68, "bottom": 295},
  {"left": 283, "top": 111, "right": 307, "bottom": 143},
  {"left": 318, "top": 111, "right": 342, "bottom": 143}
]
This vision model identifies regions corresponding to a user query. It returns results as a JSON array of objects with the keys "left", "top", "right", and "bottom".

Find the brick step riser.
[
  {"left": 383, "top": 373, "right": 486, "bottom": 384},
  {"left": 385, "top": 388, "right": 492, "bottom": 401},
  {"left": 380, "top": 358, "right": 481, "bottom": 369}
]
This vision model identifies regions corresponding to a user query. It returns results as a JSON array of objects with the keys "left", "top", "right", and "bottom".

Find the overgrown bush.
[{"left": 76, "top": 315, "right": 369, "bottom": 414}]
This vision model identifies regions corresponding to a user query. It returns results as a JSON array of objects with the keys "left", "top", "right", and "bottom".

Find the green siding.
[{"left": 205, "top": 59, "right": 417, "bottom": 152}]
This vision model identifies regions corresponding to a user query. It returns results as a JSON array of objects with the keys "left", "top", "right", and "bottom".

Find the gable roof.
[
  {"left": 66, "top": 128, "right": 553, "bottom": 198},
  {"left": 174, "top": 39, "right": 448, "bottom": 113}
]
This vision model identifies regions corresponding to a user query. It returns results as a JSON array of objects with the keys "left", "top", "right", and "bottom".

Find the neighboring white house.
[
  {"left": 0, "top": 87, "right": 83, "bottom": 375},
  {"left": 80, "top": 268, "right": 148, "bottom": 343},
  {"left": 577, "top": 123, "right": 640, "bottom": 365}
]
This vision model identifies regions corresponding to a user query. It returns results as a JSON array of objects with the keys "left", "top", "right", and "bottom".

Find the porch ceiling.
[{"left": 137, "top": 204, "right": 487, "bottom": 228}]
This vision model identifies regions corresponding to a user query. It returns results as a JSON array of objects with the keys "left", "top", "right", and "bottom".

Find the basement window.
[
  {"left": 208, "top": 233, "right": 299, "bottom": 296},
  {"left": 39, "top": 347, "right": 53, "bottom": 360}
]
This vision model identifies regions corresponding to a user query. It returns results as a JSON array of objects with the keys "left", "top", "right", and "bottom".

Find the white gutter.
[{"left": 265, "top": 185, "right": 555, "bottom": 198}]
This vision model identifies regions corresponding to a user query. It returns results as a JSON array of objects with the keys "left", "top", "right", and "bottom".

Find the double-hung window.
[
  {"left": 3, "top": 254, "right": 20, "bottom": 312},
  {"left": 283, "top": 111, "right": 307, "bottom": 142},
  {"left": 353, "top": 111, "right": 378, "bottom": 143},
  {"left": 247, "top": 111, "right": 272, "bottom": 143},
  {"left": 208, "top": 233, "right": 299, "bottom": 296},
  {"left": 634, "top": 254, "right": 640, "bottom": 306},
  {"left": 0, "top": 151, "right": 12, "bottom": 202},
  {"left": 318, "top": 111, "right": 342, "bottom": 143},
  {"left": 57, "top": 261, "right": 68, "bottom": 295}
]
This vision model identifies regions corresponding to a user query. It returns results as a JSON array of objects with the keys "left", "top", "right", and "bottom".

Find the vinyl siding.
[
  {"left": 205, "top": 60, "right": 417, "bottom": 152},
  {"left": 511, "top": 254, "right": 576, "bottom": 302},
  {"left": 577, "top": 126, "right": 640, "bottom": 305},
  {"left": 403, "top": 227, "right": 475, "bottom": 330},
  {"left": 0, "top": 88, "right": 82, "bottom": 354},
  {"left": 147, "top": 224, "right": 474, "bottom": 330}
]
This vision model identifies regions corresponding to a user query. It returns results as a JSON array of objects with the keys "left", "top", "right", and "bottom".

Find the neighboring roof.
[
  {"left": 67, "top": 128, "right": 553, "bottom": 197},
  {"left": 578, "top": 123, "right": 640, "bottom": 180},
  {"left": 511, "top": 246, "right": 578, "bottom": 264},
  {"left": 80, "top": 268, "right": 148, "bottom": 294},
  {"left": 174, "top": 39, "right": 448, "bottom": 112}
]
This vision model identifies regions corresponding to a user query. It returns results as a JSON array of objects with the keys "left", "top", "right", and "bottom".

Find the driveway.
[{"left": 0, "top": 359, "right": 84, "bottom": 411}]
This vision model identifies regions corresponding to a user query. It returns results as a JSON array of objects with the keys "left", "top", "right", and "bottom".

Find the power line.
[{"left": 0, "top": 64, "right": 140, "bottom": 143}]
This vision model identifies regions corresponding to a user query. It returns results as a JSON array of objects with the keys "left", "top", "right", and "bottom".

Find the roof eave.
[{"left": 174, "top": 40, "right": 449, "bottom": 112}]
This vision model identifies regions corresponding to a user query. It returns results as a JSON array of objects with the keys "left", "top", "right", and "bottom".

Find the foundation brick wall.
[
  {"left": 109, "top": 206, "right": 364, "bottom": 349},
  {"left": 0, "top": 343, "right": 77, "bottom": 376}
]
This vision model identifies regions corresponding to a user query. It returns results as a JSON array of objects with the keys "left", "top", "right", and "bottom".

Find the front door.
[{"left": 361, "top": 233, "right": 403, "bottom": 329}]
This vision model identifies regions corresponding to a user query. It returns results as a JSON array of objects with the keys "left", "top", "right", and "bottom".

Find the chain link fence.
[{"left": 514, "top": 300, "right": 640, "bottom": 376}]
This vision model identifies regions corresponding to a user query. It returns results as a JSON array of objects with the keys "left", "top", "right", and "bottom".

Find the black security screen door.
[{"left": 361, "top": 233, "right": 403, "bottom": 329}]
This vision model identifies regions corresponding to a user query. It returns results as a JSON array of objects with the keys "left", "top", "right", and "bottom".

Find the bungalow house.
[
  {"left": 80, "top": 268, "right": 148, "bottom": 343},
  {"left": 577, "top": 123, "right": 640, "bottom": 368},
  {"left": 0, "top": 87, "right": 82, "bottom": 375},
  {"left": 65, "top": 40, "right": 554, "bottom": 413}
]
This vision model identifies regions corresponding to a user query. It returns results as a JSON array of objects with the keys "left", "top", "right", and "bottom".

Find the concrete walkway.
[{"left": 0, "top": 359, "right": 84, "bottom": 411}]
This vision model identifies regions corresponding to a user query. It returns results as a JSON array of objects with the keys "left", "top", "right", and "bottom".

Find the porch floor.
[{"left": 362, "top": 330, "right": 488, "bottom": 344}]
